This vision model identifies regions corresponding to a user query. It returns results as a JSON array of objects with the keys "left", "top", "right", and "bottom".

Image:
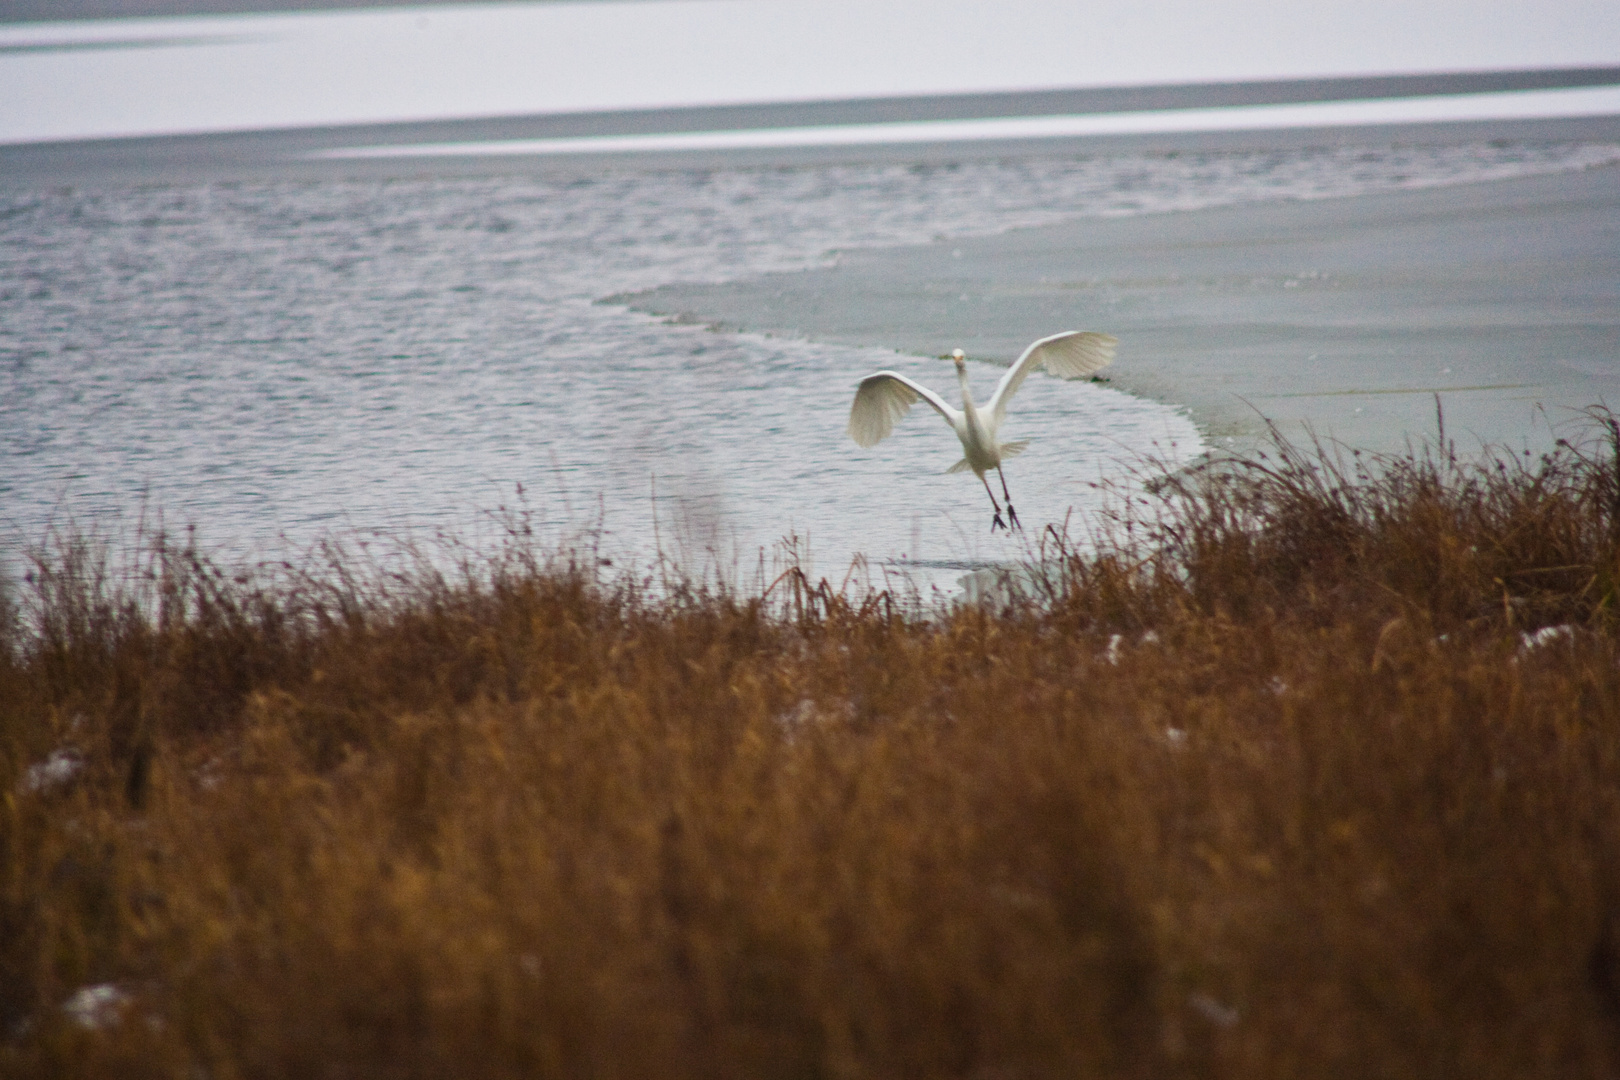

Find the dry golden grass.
[{"left": 4, "top": 412, "right": 1620, "bottom": 1079}]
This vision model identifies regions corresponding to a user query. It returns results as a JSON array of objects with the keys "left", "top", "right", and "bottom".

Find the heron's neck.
[{"left": 956, "top": 365, "right": 976, "bottom": 411}]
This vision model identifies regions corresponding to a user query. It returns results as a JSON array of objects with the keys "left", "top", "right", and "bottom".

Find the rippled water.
[{"left": 4, "top": 141, "right": 1618, "bottom": 591}]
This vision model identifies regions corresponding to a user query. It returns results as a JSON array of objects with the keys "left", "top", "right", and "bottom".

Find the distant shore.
[{"left": 3, "top": 93, "right": 1619, "bottom": 188}]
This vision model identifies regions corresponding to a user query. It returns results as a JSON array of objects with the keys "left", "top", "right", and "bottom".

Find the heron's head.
[{"left": 950, "top": 348, "right": 966, "bottom": 372}]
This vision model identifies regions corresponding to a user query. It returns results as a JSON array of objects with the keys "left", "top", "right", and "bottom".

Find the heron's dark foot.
[
  {"left": 991, "top": 511, "right": 1007, "bottom": 532},
  {"left": 1007, "top": 503, "right": 1022, "bottom": 531}
]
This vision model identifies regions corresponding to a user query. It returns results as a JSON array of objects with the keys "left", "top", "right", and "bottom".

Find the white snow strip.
[{"left": 314, "top": 85, "right": 1620, "bottom": 160}]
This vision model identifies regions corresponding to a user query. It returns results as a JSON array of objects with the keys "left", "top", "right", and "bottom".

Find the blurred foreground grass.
[{"left": 5, "top": 413, "right": 1620, "bottom": 1079}]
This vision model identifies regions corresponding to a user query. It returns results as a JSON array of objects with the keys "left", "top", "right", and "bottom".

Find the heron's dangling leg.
[
  {"left": 996, "top": 465, "right": 1022, "bottom": 530},
  {"left": 979, "top": 473, "right": 1007, "bottom": 531}
]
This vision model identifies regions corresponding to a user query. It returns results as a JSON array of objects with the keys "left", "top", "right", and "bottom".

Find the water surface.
[{"left": 4, "top": 141, "right": 1616, "bottom": 589}]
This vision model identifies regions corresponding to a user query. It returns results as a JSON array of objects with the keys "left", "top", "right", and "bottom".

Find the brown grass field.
[{"left": 4, "top": 411, "right": 1620, "bottom": 1079}]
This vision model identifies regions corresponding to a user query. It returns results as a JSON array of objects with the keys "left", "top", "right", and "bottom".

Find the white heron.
[{"left": 847, "top": 330, "right": 1117, "bottom": 531}]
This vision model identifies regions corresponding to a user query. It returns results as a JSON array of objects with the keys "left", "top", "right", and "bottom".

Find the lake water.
[{"left": 4, "top": 139, "right": 1618, "bottom": 593}]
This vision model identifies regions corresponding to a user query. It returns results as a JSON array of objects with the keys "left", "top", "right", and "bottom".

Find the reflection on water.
[{"left": 3, "top": 142, "right": 1618, "bottom": 591}]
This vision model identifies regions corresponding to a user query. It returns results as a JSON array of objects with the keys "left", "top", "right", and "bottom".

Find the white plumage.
[{"left": 847, "top": 330, "right": 1116, "bottom": 531}]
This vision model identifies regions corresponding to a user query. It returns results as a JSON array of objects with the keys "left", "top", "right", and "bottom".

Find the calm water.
[{"left": 4, "top": 141, "right": 1619, "bottom": 591}]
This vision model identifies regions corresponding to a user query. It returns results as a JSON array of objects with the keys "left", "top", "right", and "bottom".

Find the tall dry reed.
[{"left": 3, "top": 412, "right": 1619, "bottom": 1079}]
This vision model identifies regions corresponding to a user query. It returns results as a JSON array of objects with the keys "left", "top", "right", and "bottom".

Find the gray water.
[{"left": 4, "top": 140, "right": 1619, "bottom": 592}]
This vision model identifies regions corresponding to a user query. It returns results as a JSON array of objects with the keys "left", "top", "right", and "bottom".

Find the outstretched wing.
[
  {"left": 847, "top": 371, "right": 960, "bottom": 448},
  {"left": 987, "top": 331, "right": 1117, "bottom": 425}
]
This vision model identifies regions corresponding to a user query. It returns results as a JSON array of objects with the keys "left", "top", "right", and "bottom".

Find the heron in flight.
[{"left": 847, "top": 330, "right": 1117, "bottom": 531}]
